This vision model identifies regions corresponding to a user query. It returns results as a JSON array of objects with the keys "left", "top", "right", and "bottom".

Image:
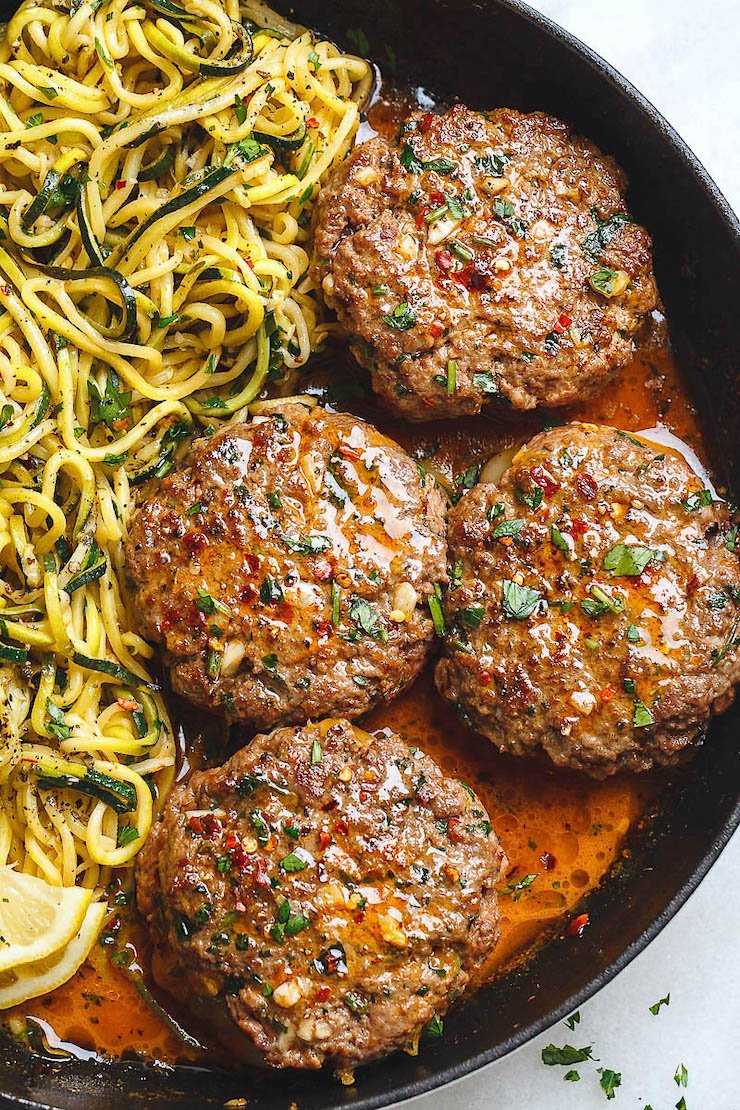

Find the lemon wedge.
[
  {"left": 0, "top": 901, "right": 107, "bottom": 1009},
  {"left": 0, "top": 867, "right": 93, "bottom": 973}
]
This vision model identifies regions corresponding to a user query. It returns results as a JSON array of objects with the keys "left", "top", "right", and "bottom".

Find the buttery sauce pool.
[{"left": 2, "top": 87, "right": 718, "bottom": 1070}]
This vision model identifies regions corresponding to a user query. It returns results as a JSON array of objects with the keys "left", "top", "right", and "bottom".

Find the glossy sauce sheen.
[{"left": 4, "top": 88, "right": 716, "bottom": 1067}]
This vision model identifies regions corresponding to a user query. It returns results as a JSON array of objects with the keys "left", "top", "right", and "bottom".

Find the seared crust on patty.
[
  {"left": 435, "top": 422, "right": 740, "bottom": 776},
  {"left": 124, "top": 403, "right": 447, "bottom": 730},
  {"left": 311, "top": 105, "right": 657, "bottom": 421},
  {"left": 136, "top": 718, "right": 506, "bottom": 1069}
]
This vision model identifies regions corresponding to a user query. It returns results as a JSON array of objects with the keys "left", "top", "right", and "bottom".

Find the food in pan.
[
  {"left": 124, "top": 402, "right": 447, "bottom": 729},
  {"left": 0, "top": 0, "right": 737, "bottom": 1084},
  {"left": 435, "top": 423, "right": 740, "bottom": 776},
  {"left": 311, "top": 105, "right": 658, "bottom": 421},
  {"left": 136, "top": 717, "right": 506, "bottom": 1069}
]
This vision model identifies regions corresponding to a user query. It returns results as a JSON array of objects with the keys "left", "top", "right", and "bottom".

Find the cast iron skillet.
[{"left": 0, "top": 1, "right": 738, "bottom": 1107}]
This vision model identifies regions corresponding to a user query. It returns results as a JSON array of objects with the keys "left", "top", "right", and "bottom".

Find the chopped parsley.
[
  {"left": 603, "top": 542, "right": 665, "bottom": 577},
  {"left": 598, "top": 1068, "right": 622, "bottom": 1100},
  {"left": 491, "top": 518, "right": 526, "bottom": 540},
  {"left": 541, "top": 1044, "right": 593, "bottom": 1066},
  {"left": 682, "top": 488, "right": 713, "bottom": 511},
  {"left": 632, "top": 698, "right": 655, "bottom": 728},
  {"left": 501, "top": 580, "right": 542, "bottom": 620},
  {"left": 649, "top": 993, "right": 670, "bottom": 1015},
  {"left": 383, "top": 302, "right": 417, "bottom": 330}
]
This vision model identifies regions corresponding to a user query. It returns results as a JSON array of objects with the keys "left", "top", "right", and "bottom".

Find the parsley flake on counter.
[
  {"left": 564, "top": 1011, "right": 581, "bottom": 1030},
  {"left": 541, "top": 1043, "right": 594, "bottom": 1066},
  {"left": 564, "top": 1069, "right": 580, "bottom": 1082},
  {"left": 674, "top": 1062, "right": 688, "bottom": 1087},
  {"left": 649, "top": 993, "right": 670, "bottom": 1015},
  {"left": 598, "top": 1068, "right": 621, "bottom": 1100}
]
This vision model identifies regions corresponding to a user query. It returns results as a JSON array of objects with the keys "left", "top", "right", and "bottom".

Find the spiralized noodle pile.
[{"left": 0, "top": 0, "right": 371, "bottom": 900}]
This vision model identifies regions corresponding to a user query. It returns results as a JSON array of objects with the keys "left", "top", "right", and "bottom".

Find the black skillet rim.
[{"left": 1, "top": 0, "right": 739, "bottom": 1107}]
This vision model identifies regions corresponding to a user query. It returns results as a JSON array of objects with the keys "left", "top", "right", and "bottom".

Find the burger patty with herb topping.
[
  {"left": 435, "top": 422, "right": 740, "bottom": 776},
  {"left": 124, "top": 402, "right": 447, "bottom": 730},
  {"left": 311, "top": 105, "right": 657, "bottom": 421},
  {"left": 135, "top": 718, "right": 507, "bottom": 1070}
]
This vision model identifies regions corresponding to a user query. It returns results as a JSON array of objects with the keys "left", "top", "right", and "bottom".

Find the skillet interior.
[{"left": 0, "top": 0, "right": 738, "bottom": 1107}]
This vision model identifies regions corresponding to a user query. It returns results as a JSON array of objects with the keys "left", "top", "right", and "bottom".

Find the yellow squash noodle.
[{"left": 0, "top": 0, "right": 371, "bottom": 903}]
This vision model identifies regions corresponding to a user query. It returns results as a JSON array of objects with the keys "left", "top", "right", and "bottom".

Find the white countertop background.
[{"left": 399, "top": 2, "right": 740, "bottom": 1108}]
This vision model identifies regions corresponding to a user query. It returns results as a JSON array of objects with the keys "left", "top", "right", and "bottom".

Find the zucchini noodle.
[{"left": 0, "top": 0, "right": 371, "bottom": 903}]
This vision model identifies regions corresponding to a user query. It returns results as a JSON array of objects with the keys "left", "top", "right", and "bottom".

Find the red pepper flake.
[
  {"left": 224, "top": 832, "right": 240, "bottom": 851},
  {"left": 316, "top": 618, "right": 333, "bottom": 639},
  {"left": 600, "top": 685, "right": 616, "bottom": 703},
  {"left": 530, "top": 466, "right": 560, "bottom": 496},
  {"left": 314, "top": 986, "right": 331, "bottom": 1002},
  {"left": 318, "top": 829, "right": 332, "bottom": 850},
  {"left": 539, "top": 851, "right": 556, "bottom": 871},
  {"left": 436, "top": 248, "right": 453, "bottom": 272},
  {"left": 115, "top": 179, "right": 127, "bottom": 190},
  {"left": 567, "top": 912, "right": 590, "bottom": 937},
  {"left": 334, "top": 816, "right": 349, "bottom": 836},
  {"left": 253, "top": 858, "right": 270, "bottom": 887},
  {"left": 416, "top": 207, "right": 429, "bottom": 228},
  {"left": 200, "top": 814, "right": 222, "bottom": 840},
  {"left": 188, "top": 815, "right": 203, "bottom": 835},
  {"left": 428, "top": 322, "right": 444, "bottom": 339},
  {"left": 419, "top": 111, "right": 434, "bottom": 132},
  {"left": 183, "top": 530, "right": 209, "bottom": 554},
  {"left": 569, "top": 518, "right": 589, "bottom": 535},
  {"left": 477, "top": 670, "right": 491, "bottom": 687},
  {"left": 429, "top": 190, "right": 445, "bottom": 207},
  {"left": 243, "top": 553, "right": 260, "bottom": 575},
  {"left": 686, "top": 573, "right": 700, "bottom": 593},
  {"left": 447, "top": 817, "right": 465, "bottom": 844},
  {"left": 338, "top": 443, "right": 362, "bottom": 461},
  {"left": 238, "top": 583, "right": 257, "bottom": 604},
  {"left": 575, "top": 472, "right": 598, "bottom": 501},
  {"left": 116, "top": 697, "right": 139, "bottom": 712},
  {"left": 231, "top": 846, "right": 248, "bottom": 870},
  {"left": 306, "top": 116, "right": 319, "bottom": 128},
  {"left": 421, "top": 397, "right": 436, "bottom": 408},
  {"left": 313, "top": 559, "right": 333, "bottom": 582},
  {"left": 553, "top": 312, "right": 573, "bottom": 333}
]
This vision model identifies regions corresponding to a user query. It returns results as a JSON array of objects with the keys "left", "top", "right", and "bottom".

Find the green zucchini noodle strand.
[{"left": 0, "top": 0, "right": 371, "bottom": 906}]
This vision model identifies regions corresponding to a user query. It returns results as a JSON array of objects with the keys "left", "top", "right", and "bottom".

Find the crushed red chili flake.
[
  {"left": 224, "top": 832, "right": 240, "bottom": 851},
  {"left": 306, "top": 116, "right": 319, "bottom": 128},
  {"left": 600, "top": 685, "right": 616, "bottom": 703},
  {"left": 567, "top": 912, "right": 590, "bottom": 937},
  {"left": 116, "top": 697, "right": 139, "bottom": 712},
  {"left": 553, "top": 312, "right": 573, "bottom": 333},
  {"left": 477, "top": 670, "right": 492, "bottom": 687},
  {"left": 314, "top": 986, "right": 331, "bottom": 1002},
  {"left": 530, "top": 466, "right": 560, "bottom": 496},
  {"left": 416, "top": 207, "right": 429, "bottom": 228},
  {"left": 447, "top": 817, "right": 465, "bottom": 844},
  {"left": 575, "top": 472, "right": 598, "bottom": 500},
  {"left": 252, "top": 858, "right": 270, "bottom": 887},
  {"left": 183, "top": 530, "right": 209, "bottom": 554},
  {"left": 334, "top": 816, "right": 349, "bottom": 835},
  {"left": 316, "top": 619, "right": 333, "bottom": 639},
  {"left": 419, "top": 111, "right": 434, "bottom": 132},
  {"left": 188, "top": 815, "right": 203, "bottom": 834},
  {"left": 429, "top": 190, "right": 445, "bottom": 207},
  {"left": 436, "top": 248, "right": 453, "bottom": 272},
  {"left": 428, "top": 322, "right": 444, "bottom": 339},
  {"left": 318, "top": 830, "right": 332, "bottom": 850},
  {"left": 231, "top": 846, "right": 248, "bottom": 870},
  {"left": 569, "top": 518, "right": 589, "bottom": 535},
  {"left": 115, "top": 179, "right": 127, "bottom": 190},
  {"left": 313, "top": 560, "right": 333, "bottom": 582},
  {"left": 539, "top": 851, "right": 556, "bottom": 871},
  {"left": 686, "top": 573, "right": 700, "bottom": 592},
  {"left": 200, "top": 814, "right": 222, "bottom": 839}
]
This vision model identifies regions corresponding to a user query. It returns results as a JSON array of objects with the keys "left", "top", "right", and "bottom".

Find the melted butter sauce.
[{"left": 4, "top": 86, "right": 718, "bottom": 1070}]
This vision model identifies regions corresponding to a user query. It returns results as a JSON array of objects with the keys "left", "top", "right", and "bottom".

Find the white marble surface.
[{"left": 399, "top": 2, "right": 740, "bottom": 1108}]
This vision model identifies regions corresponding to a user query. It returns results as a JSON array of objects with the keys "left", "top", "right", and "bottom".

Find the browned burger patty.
[
  {"left": 435, "top": 423, "right": 740, "bottom": 776},
  {"left": 124, "top": 403, "right": 447, "bottom": 730},
  {"left": 136, "top": 718, "right": 506, "bottom": 1069},
  {"left": 311, "top": 105, "right": 657, "bottom": 421}
]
